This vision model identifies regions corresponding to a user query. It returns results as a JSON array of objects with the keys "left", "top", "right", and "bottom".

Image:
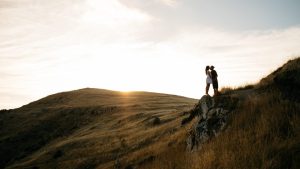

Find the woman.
[{"left": 205, "top": 66, "right": 212, "bottom": 95}]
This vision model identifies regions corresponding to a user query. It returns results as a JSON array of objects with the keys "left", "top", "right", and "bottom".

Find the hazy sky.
[{"left": 1, "top": 0, "right": 300, "bottom": 109}]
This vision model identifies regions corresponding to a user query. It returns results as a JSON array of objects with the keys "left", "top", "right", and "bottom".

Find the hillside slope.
[
  {"left": 260, "top": 57, "right": 300, "bottom": 101},
  {"left": 144, "top": 57, "right": 300, "bottom": 169},
  {"left": 0, "top": 89, "right": 197, "bottom": 169}
]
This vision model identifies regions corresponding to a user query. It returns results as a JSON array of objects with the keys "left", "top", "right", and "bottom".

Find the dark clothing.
[
  {"left": 211, "top": 69, "right": 218, "bottom": 89},
  {"left": 212, "top": 80, "right": 218, "bottom": 89},
  {"left": 211, "top": 70, "right": 218, "bottom": 80}
]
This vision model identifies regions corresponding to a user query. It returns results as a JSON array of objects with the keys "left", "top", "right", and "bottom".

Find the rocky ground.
[{"left": 184, "top": 94, "right": 239, "bottom": 151}]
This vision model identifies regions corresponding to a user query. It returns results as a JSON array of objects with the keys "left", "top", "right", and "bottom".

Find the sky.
[{"left": 1, "top": 0, "right": 300, "bottom": 109}]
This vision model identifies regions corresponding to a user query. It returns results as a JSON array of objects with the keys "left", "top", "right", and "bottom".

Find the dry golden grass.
[
  {"left": 141, "top": 57, "right": 300, "bottom": 169},
  {"left": 1, "top": 88, "right": 197, "bottom": 169},
  {"left": 141, "top": 89, "right": 300, "bottom": 169},
  {"left": 220, "top": 84, "right": 255, "bottom": 95}
]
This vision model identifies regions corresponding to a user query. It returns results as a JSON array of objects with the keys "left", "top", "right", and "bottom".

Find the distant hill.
[
  {"left": 0, "top": 89, "right": 196, "bottom": 169},
  {"left": 22, "top": 88, "right": 194, "bottom": 109}
]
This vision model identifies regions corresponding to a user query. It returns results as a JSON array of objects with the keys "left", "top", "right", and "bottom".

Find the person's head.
[
  {"left": 210, "top": 65, "right": 215, "bottom": 70},
  {"left": 205, "top": 66, "right": 210, "bottom": 74}
]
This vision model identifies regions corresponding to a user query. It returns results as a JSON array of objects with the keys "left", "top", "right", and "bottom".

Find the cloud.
[
  {"left": 81, "top": 0, "right": 151, "bottom": 25},
  {"left": 156, "top": 0, "right": 179, "bottom": 7},
  {"left": 120, "top": 0, "right": 300, "bottom": 32}
]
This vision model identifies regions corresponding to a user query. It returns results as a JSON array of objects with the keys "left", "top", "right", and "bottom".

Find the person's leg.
[
  {"left": 214, "top": 89, "right": 217, "bottom": 96},
  {"left": 205, "top": 83, "right": 210, "bottom": 95},
  {"left": 214, "top": 80, "right": 219, "bottom": 96},
  {"left": 212, "top": 80, "right": 218, "bottom": 96}
]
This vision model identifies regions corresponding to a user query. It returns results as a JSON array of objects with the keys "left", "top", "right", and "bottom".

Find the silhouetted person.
[
  {"left": 205, "top": 66, "right": 212, "bottom": 95},
  {"left": 210, "top": 66, "right": 219, "bottom": 96}
]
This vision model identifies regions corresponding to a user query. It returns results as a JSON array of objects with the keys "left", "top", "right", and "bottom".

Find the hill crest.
[{"left": 21, "top": 88, "right": 196, "bottom": 109}]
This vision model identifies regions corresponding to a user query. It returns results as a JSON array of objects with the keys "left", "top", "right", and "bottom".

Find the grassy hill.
[
  {"left": 0, "top": 89, "right": 197, "bottom": 169},
  {"left": 1, "top": 57, "right": 299, "bottom": 169},
  {"left": 144, "top": 57, "right": 300, "bottom": 169}
]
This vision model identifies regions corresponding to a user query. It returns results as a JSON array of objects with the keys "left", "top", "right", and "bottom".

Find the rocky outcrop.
[
  {"left": 185, "top": 95, "right": 238, "bottom": 150},
  {"left": 151, "top": 116, "right": 161, "bottom": 125}
]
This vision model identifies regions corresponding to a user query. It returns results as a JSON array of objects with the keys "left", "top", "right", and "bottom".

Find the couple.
[{"left": 205, "top": 65, "right": 219, "bottom": 96}]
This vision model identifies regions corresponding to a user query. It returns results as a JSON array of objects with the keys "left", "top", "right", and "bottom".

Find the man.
[{"left": 210, "top": 66, "right": 219, "bottom": 96}]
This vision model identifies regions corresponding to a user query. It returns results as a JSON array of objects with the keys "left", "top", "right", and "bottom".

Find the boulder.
[
  {"left": 186, "top": 95, "right": 238, "bottom": 151},
  {"left": 199, "top": 95, "right": 214, "bottom": 119},
  {"left": 181, "top": 95, "right": 214, "bottom": 126},
  {"left": 151, "top": 116, "right": 161, "bottom": 126}
]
